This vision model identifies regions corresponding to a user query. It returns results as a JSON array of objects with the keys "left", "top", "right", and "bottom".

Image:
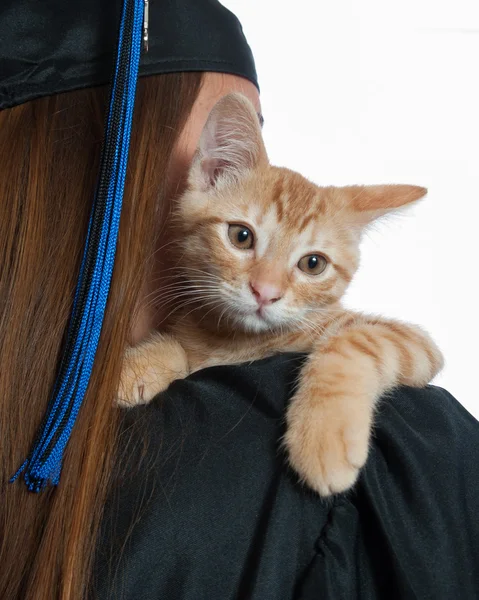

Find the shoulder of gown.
[{"left": 94, "top": 355, "right": 479, "bottom": 600}]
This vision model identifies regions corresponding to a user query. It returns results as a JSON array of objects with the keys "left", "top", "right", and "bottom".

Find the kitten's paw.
[
  {"left": 117, "top": 352, "right": 173, "bottom": 408},
  {"left": 284, "top": 388, "right": 372, "bottom": 497},
  {"left": 117, "top": 335, "right": 189, "bottom": 408}
]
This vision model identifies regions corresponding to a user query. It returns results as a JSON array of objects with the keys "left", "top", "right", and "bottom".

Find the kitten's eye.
[
  {"left": 298, "top": 254, "right": 328, "bottom": 275},
  {"left": 228, "top": 224, "right": 254, "bottom": 250}
]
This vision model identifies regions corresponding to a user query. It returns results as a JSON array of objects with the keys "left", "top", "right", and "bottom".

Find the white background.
[{"left": 224, "top": 0, "right": 479, "bottom": 418}]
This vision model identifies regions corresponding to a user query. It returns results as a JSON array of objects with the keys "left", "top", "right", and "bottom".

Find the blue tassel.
[{"left": 10, "top": 0, "right": 145, "bottom": 492}]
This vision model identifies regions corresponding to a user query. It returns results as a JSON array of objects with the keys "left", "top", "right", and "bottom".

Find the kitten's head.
[{"left": 176, "top": 93, "right": 426, "bottom": 333}]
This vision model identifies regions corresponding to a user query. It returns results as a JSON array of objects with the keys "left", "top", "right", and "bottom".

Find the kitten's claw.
[
  {"left": 117, "top": 334, "right": 189, "bottom": 408},
  {"left": 117, "top": 358, "right": 171, "bottom": 407}
]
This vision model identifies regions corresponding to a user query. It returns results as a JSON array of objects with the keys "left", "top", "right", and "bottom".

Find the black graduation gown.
[{"left": 94, "top": 355, "right": 479, "bottom": 599}]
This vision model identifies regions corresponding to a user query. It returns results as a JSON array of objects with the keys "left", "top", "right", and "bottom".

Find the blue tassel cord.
[{"left": 10, "top": 0, "right": 145, "bottom": 492}]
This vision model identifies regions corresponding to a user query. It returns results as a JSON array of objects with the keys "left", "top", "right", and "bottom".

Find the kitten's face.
[
  {"left": 175, "top": 93, "right": 426, "bottom": 334},
  {"left": 179, "top": 169, "right": 359, "bottom": 333}
]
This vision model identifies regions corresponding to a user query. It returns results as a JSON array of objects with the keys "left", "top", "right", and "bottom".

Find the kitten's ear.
[
  {"left": 344, "top": 184, "right": 427, "bottom": 225},
  {"left": 189, "top": 92, "right": 268, "bottom": 191}
]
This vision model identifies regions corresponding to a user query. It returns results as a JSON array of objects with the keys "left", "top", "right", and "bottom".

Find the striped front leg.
[{"left": 284, "top": 313, "right": 443, "bottom": 496}]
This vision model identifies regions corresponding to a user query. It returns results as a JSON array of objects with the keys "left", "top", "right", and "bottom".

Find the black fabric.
[
  {"left": 94, "top": 355, "right": 479, "bottom": 599},
  {"left": 0, "top": 0, "right": 258, "bottom": 110}
]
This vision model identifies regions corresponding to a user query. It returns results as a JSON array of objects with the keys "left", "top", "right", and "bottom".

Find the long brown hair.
[{"left": 0, "top": 72, "right": 203, "bottom": 599}]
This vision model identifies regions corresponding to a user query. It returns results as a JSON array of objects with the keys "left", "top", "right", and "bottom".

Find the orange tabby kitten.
[{"left": 119, "top": 93, "right": 443, "bottom": 497}]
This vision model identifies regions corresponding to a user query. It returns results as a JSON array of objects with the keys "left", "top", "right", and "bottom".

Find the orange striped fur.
[{"left": 119, "top": 94, "right": 443, "bottom": 496}]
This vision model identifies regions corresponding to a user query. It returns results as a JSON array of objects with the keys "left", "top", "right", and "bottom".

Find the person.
[{"left": 1, "top": 1, "right": 478, "bottom": 599}]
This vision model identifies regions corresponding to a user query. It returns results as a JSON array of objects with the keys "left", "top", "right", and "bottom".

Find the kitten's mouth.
[
  {"left": 255, "top": 306, "right": 266, "bottom": 318},
  {"left": 255, "top": 305, "right": 275, "bottom": 322},
  {"left": 253, "top": 306, "right": 276, "bottom": 328}
]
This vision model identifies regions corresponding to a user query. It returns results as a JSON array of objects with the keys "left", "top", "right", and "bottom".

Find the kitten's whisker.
[
  {"left": 145, "top": 278, "right": 220, "bottom": 291},
  {"left": 215, "top": 304, "right": 230, "bottom": 330},
  {"left": 142, "top": 283, "right": 219, "bottom": 303},
  {"left": 174, "top": 295, "right": 221, "bottom": 309},
  {"left": 196, "top": 301, "right": 226, "bottom": 325},
  {"left": 162, "top": 298, "right": 222, "bottom": 323},
  {"left": 178, "top": 299, "right": 223, "bottom": 322},
  {"left": 149, "top": 284, "right": 219, "bottom": 298},
  {"left": 154, "top": 266, "right": 223, "bottom": 283},
  {"left": 142, "top": 287, "right": 215, "bottom": 303},
  {"left": 140, "top": 289, "right": 210, "bottom": 309},
  {"left": 141, "top": 290, "right": 219, "bottom": 312},
  {"left": 153, "top": 272, "right": 221, "bottom": 282},
  {"left": 146, "top": 238, "right": 179, "bottom": 261},
  {"left": 175, "top": 266, "right": 222, "bottom": 277},
  {"left": 148, "top": 277, "right": 219, "bottom": 288},
  {"left": 171, "top": 296, "right": 220, "bottom": 311}
]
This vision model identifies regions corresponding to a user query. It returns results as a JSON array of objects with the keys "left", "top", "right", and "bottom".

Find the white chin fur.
[
  {"left": 217, "top": 291, "right": 292, "bottom": 333},
  {"left": 239, "top": 313, "right": 273, "bottom": 333}
]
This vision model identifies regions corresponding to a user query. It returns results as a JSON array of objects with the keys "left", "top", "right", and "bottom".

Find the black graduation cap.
[
  {"left": 1, "top": 0, "right": 257, "bottom": 492},
  {"left": 0, "top": 0, "right": 258, "bottom": 109}
]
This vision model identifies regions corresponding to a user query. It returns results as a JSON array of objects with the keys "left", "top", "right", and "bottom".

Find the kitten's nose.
[{"left": 250, "top": 281, "right": 283, "bottom": 306}]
